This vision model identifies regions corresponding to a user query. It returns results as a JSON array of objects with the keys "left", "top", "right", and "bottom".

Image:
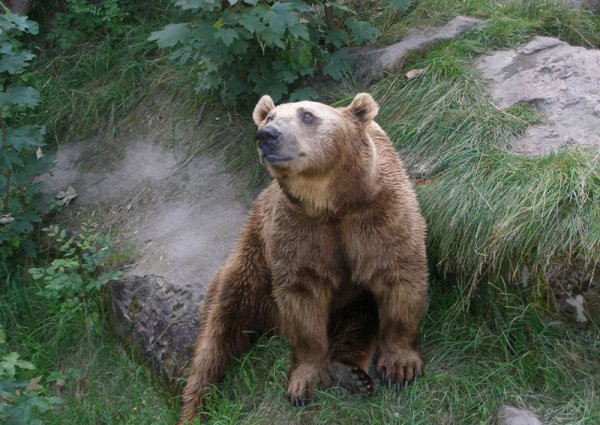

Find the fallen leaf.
[
  {"left": 26, "top": 376, "right": 43, "bottom": 391},
  {"left": 54, "top": 379, "right": 66, "bottom": 389},
  {"left": 405, "top": 68, "right": 426, "bottom": 79},
  {"left": 55, "top": 186, "right": 78, "bottom": 205}
]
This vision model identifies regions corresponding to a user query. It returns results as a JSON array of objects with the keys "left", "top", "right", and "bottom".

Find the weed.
[
  {"left": 0, "top": 325, "right": 62, "bottom": 424},
  {"left": 0, "top": 8, "right": 55, "bottom": 260},
  {"left": 28, "top": 220, "right": 121, "bottom": 334}
]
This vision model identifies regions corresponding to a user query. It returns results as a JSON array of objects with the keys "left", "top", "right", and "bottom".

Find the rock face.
[
  {"left": 477, "top": 36, "right": 600, "bottom": 157},
  {"left": 108, "top": 275, "right": 201, "bottom": 386},
  {"left": 42, "top": 96, "right": 249, "bottom": 384},
  {"left": 354, "top": 16, "right": 482, "bottom": 83}
]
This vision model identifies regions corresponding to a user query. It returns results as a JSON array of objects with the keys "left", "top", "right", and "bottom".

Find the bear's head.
[{"left": 252, "top": 93, "right": 379, "bottom": 178}]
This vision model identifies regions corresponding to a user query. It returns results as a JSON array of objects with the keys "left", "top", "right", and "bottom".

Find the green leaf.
[
  {"left": 239, "top": 12, "right": 265, "bottom": 34},
  {"left": 2, "top": 150, "right": 24, "bottom": 168},
  {"left": 227, "top": 0, "right": 239, "bottom": 5},
  {"left": 262, "top": 1, "right": 302, "bottom": 35},
  {"left": 1, "top": 352, "right": 35, "bottom": 379},
  {"left": 382, "top": 0, "right": 412, "bottom": 12},
  {"left": 7, "top": 125, "right": 45, "bottom": 149},
  {"left": 215, "top": 28, "right": 239, "bottom": 46},
  {"left": 289, "top": 87, "right": 319, "bottom": 101},
  {"left": 279, "top": 69, "right": 298, "bottom": 84},
  {"left": 261, "top": 30, "right": 285, "bottom": 48},
  {"left": 344, "top": 17, "right": 380, "bottom": 45},
  {"left": 254, "top": 79, "right": 288, "bottom": 103},
  {"left": 243, "top": 0, "right": 259, "bottom": 4},
  {"left": 263, "top": 10, "right": 286, "bottom": 35},
  {"left": 1, "top": 41, "right": 13, "bottom": 54},
  {"left": 0, "top": 327, "right": 5, "bottom": 344},
  {"left": 229, "top": 37, "right": 249, "bottom": 55},
  {"left": 0, "top": 51, "right": 35, "bottom": 74},
  {"left": 0, "top": 12, "right": 39, "bottom": 34},
  {"left": 323, "top": 49, "right": 352, "bottom": 80},
  {"left": 287, "top": 21, "right": 309, "bottom": 40},
  {"left": 325, "top": 29, "right": 349, "bottom": 48},
  {"left": 28, "top": 268, "right": 44, "bottom": 280},
  {"left": 148, "top": 23, "right": 191, "bottom": 48},
  {"left": 0, "top": 86, "right": 40, "bottom": 108}
]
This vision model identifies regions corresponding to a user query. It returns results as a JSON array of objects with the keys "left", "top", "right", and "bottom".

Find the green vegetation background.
[{"left": 1, "top": 0, "right": 599, "bottom": 424}]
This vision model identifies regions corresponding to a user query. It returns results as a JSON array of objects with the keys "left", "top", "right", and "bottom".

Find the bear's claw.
[
  {"left": 377, "top": 348, "right": 423, "bottom": 391},
  {"left": 327, "top": 361, "right": 375, "bottom": 397},
  {"left": 288, "top": 392, "right": 314, "bottom": 407}
]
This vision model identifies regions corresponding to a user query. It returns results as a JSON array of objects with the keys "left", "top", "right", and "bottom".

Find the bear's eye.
[
  {"left": 301, "top": 111, "right": 314, "bottom": 123},
  {"left": 265, "top": 115, "right": 273, "bottom": 123}
]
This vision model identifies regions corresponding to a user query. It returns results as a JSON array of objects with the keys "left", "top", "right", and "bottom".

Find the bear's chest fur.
[{"left": 264, "top": 188, "right": 406, "bottom": 288}]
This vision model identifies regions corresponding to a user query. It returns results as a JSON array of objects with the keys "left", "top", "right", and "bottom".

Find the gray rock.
[
  {"left": 476, "top": 36, "right": 600, "bottom": 157},
  {"left": 354, "top": 16, "right": 482, "bottom": 83},
  {"left": 42, "top": 95, "right": 249, "bottom": 383},
  {"left": 109, "top": 275, "right": 201, "bottom": 385},
  {"left": 498, "top": 405, "right": 543, "bottom": 425}
]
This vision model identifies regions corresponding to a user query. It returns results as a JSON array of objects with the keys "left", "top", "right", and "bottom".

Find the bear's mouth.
[{"left": 263, "top": 154, "right": 294, "bottom": 163}]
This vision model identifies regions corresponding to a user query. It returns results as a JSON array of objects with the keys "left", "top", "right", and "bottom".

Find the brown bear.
[{"left": 178, "top": 93, "right": 428, "bottom": 423}]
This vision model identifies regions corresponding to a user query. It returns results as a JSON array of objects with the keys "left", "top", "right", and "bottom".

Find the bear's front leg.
[
  {"left": 274, "top": 275, "right": 334, "bottom": 406},
  {"left": 371, "top": 274, "right": 427, "bottom": 391}
]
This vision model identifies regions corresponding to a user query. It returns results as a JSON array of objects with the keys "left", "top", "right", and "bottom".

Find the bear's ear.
[
  {"left": 346, "top": 93, "right": 379, "bottom": 124},
  {"left": 253, "top": 95, "right": 276, "bottom": 126}
]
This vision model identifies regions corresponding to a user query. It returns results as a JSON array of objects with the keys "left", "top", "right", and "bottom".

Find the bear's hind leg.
[
  {"left": 179, "top": 252, "right": 277, "bottom": 424},
  {"left": 326, "top": 290, "right": 379, "bottom": 396}
]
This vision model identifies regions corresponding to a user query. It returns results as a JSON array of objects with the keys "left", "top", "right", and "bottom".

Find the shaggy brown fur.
[{"left": 179, "top": 93, "right": 428, "bottom": 423}]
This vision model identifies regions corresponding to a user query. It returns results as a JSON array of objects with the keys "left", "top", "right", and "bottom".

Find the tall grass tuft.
[{"left": 356, "top": 3, "right": 600, "bottom": 304}]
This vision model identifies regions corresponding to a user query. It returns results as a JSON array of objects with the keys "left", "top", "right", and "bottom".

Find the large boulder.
[
  {"left": 42, "top": 96, "right": 249, "bottom": 384},
  {"left": 476, "top": 36, "right": 600, "bottom": 157}
]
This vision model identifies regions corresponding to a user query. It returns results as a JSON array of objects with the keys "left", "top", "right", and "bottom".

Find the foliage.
[
  {"left": 28, "top": 220, "right": 121, "bottom": 329},
  {"left": 149, "top": 0, "right": 407, "bottom": 103},
  {"left": 0, "top": 8, "right": 55, "bottom": 260},
  {"left": 0, "top": 326, "right": 62, "bottom": 425},
  {"left": 47, "top": 0, "right": 129, "bottom": 48}
]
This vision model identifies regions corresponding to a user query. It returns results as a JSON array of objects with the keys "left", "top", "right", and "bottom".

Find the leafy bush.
[
  {"left": 149, "top": 0, "right": 409, "bottom": 103},
  {"left": 0, "top": 326, "right": 62, "bottom": 425},
  {"left": 47, "top": 0, "right": 129, "bottom": 48},
  {"left": 28, "top": 220, "right": 122, "bottom": 330},
  {"left": 0, "top": 8, "right": 55, "bottom": 260}
]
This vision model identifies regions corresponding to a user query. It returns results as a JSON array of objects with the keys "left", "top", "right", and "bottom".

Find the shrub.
[
  {"left": 0, "top": 7, "right": 55, "bottom": 261},
  {"left": 0, "top": 326, "right": 62, "bottom": 425},
  {"left": 47, "top": 0, "right": 129, "bottom": 48},
  {"left": 149, "top": 0, "right": 410, "bottom": 103},
  {"left": 28, "top": 220, "right": 122, "bottom": 331}
]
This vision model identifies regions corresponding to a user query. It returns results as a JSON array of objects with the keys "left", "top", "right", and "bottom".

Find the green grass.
[
  {"left": 0, "top": 268, "right": 180, "bottom": 425},
  {"left": 29, "top": 0, "right": 176, "bottom": 146},
  {"left": 350, "top": 0, "right": 600, "bottom": 302},
  {"left": 366, "top": 65, "right": 600, "bottom": 301},
  {"left": 4, "top": 270, "right": 598, "bottom": 424},
  {"left": 192, "top": 282, "right": 600, "bottom": 424}
]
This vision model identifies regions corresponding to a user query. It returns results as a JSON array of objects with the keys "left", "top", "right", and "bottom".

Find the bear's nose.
[
  {"left": 256, "top": 126, "right": 282, "bottom": 154},
  {"left": 256, "top": 126, "right": 281, "bottom": 143}
]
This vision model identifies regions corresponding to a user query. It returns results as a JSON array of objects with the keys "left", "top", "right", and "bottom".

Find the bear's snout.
[
  {"left": 257, "top": 126, "right": 293, "bottom": 164},
  {"left": 257, "top": 126, "right": 281, "bottom": 144}
]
